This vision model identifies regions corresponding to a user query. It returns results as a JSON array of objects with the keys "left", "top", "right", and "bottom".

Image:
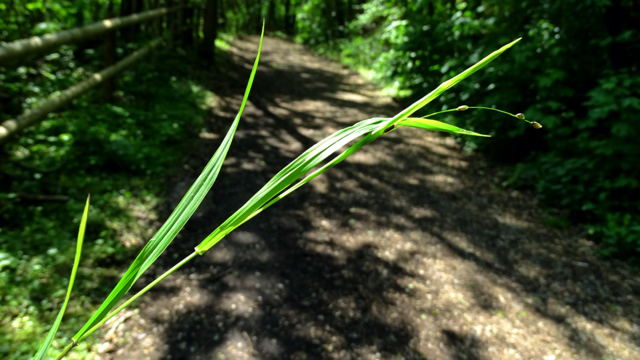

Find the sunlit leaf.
[
  {"left": 401, "top": 118, "right": 490, "bottom": 137},
  {"left": 371, "top": 38, "right": 522, "bottom": 136}
]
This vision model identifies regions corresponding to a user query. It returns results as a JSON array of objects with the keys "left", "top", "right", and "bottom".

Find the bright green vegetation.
[
  {"left": 290, "top": 0, "right": 640, "bottom": 257},
  {"left": 2, "top": 0, "right": 637, "bottom": 358},
  {"left": 0, "top": 51, "right": 213, "bottom": 358},
  {"left": 46, "top": 28, "right": 525, "bottom": 359},
  {"left": 0, "top": 4, "right": 219, "bottom": 357}
]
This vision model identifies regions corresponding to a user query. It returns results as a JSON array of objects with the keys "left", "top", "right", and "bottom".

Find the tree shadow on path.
[{"left": 109, "top": 36, "right": 640, "bottom": 360}]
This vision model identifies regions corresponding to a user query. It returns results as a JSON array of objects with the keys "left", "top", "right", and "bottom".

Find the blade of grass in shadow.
[
  {"left": 70, "top": 23, "right": 266, "bottom": 344},
  {"left": 371, "top": 38, "right": 522, "bottom": 136},
  {"left": 32, "top": 195, "right": 90, "bottom": 360}
]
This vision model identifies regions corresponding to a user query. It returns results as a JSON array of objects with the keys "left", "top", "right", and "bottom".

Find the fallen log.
[
  {"left": 0, "top": 6, "right": 180, "bottom": 64},
  {"left": 0, "top": 37, "right": 164, "bottom": 144}
]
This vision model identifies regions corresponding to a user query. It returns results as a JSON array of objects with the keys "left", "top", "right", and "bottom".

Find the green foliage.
[
  {"left": 506, "top": 68, "right": 640, "bottom": 256},
  {"left": 0, "top": 45, "right": 211, "bottom": 359},
  {"left": 72, "top": 24, "right": 266, "bottom": 346},
  {"left": 0, "top": 0, "right": 113, "bottom": 42},
  {"left": 33, "top": 29, "right": 517, "bottom": 358},
  {"left": 292, "top": 0, "right": 640, "bottom": 257}
]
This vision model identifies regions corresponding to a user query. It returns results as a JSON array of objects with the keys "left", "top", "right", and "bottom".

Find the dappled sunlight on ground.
[{"left": 99, "top": 36, "right": 640, "bottom": 360}]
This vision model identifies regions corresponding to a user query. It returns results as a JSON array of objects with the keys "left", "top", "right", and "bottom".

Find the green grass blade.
[
  {"left": 33, "top": 196, "right": 90, "bottom": 360},
  {"left": 248, "top": 132, "right": 379, "bottom": 220},
  {"left": 401, "top": 118, "right": 490, "bottom": 137},
  {"left": 371, "top": 38, "right": 521, "bottom": 136},
  {"left": 195, "top": 115, "right": 497, "bottom": 253},
  {"left": 195, "top": 117, "right": 388, "bottom": 253},
  {"left": 72, "top": 23, "right": 266, "bottom": 342}
]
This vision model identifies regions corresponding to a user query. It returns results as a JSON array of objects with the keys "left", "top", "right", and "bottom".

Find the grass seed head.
[
  {"left": 516, "top": 113, "right": 526, "bottom": 120},
  {"left": 457, "top": 105, "right": 469, "bottom": 111},
  {"left": 531, "top": 121, "right": 543, "bottom": 129}
]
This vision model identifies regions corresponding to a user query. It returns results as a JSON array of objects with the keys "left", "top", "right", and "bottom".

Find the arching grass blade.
[
  {"left": 195, "top": 117, "right": 388, "bottom": 253},
  {"left": 71, "top": 23, "right": 266, "bottom": 343},
  {"left": 32, "top": 195, "right": 90, "bottom": 360},
  {"left": 401, "top": 118, "right": 490, "bottom": 137},
  {"left": 371, "top": 38, "right": 521, "bottom": 136}
]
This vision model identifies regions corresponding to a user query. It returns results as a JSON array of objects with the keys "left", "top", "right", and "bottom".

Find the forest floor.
[{"left": 97, "top": 36, "right": 640, "bottom": 360}]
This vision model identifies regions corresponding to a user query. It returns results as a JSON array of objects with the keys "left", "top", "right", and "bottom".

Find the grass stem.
[{"left": 57, "top": 252, "right": 198, "bottom": 359}]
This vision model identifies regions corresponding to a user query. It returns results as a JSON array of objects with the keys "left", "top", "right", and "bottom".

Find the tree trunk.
[
  {"left": 0, "top": 38, "right": 165, "bottom": 144},
  {"left": 0, "top": 6, "right": 179, "bottom": 64},
  {"left": 193, "top": 6, "right": 201, "bottom": 42},
  {"left": 267, "top": 0, "right": 276, "bottom": 30},
  {"left": 605, "top": 0, "right": 623, "bottom": 69},
  {"left": 72, "top": 1, "right": 88, "bottom": 60},
  {"left": 153, "top": 0, "right": 161, "bottom": 36},
  {"left": 200, "top": 0, "right": 218, "bottom": 61},
  {"left": 345, "top": 0, "right": 352, "bottom": 23},
  {"left": 120, "top": 0, "right": 134, "bottom": 41},
  {"left": 182, "top": 6, "right": 195, "bottom": 46},
  {"left": 335, "top": 0, "right": 345, "bottom": 29},
  {"left": 218, "top": 0, "right": 227, "bottom": 29},
  {"left": 248, "top": 0, "right": 262, "bottom": 34},
  {"left": 284, "top": 0, "right": 293, "bottom": 35},
  {"left": 103, "top": 0, "right": 117, "bottom": 103},
  {"left": 166, "top": 0, "right": 175, "bottom": 35},
  {"left": 131, "top": 0, "right": 145, "bottom": 34}
]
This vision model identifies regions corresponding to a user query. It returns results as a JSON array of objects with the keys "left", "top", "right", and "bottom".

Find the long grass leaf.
[
  {"left": 401, "top": 118, "right": 490, "bottom": 137},
  {"left": 32, "top": 196, "right": 90, "bottom": 360},
  {"left": 195, "top": 117, "right": 387, "bottom": 253},
  {"left": 72, "top": 24, "right": 266, "bottom": 342},
  {"left": 195, "top": 115, "right": 486, "bottom": 253},
  {"left": 371, "top": 38, "right": 521, "bottom": 136},
  {"left": 63, "top": 37, "right": 523, "bottom": 358}
]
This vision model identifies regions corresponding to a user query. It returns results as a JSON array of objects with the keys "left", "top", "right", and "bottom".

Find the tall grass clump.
[{"left": 32, "top": 26, "right": 537, "bottom": 359}]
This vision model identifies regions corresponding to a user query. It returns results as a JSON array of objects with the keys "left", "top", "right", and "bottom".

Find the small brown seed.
[
  {"left": 516, "top": 113, "right": 525, "bottom": 120},
  {"left": 531, "top": 121, "right": 543, "bottom": 129}
]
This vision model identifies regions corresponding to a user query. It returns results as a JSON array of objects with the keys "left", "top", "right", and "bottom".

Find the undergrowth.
[{"left": 0, "top": 43, "right": 223, "bottom": 359}]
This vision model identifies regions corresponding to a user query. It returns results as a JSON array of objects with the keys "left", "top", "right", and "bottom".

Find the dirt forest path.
[{"left": 101, "top": 36, "right": 640, "bottom": 360}]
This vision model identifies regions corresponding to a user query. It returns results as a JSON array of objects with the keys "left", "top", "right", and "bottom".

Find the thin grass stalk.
[
  {"left": 68, "top": 23, "right": 266, "bottom": 345},
  {"left": 76, "top": 252, "right": 198, "bottom": 343}
]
